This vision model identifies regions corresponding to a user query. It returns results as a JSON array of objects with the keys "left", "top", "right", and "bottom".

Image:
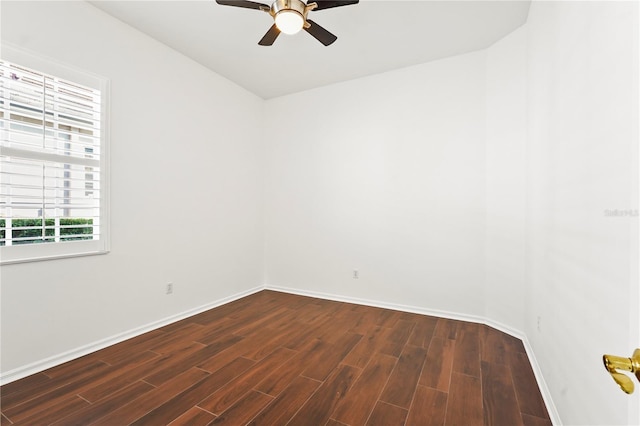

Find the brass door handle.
[{"left": 603, "top": 349, "right": 640, "bottom": 394}]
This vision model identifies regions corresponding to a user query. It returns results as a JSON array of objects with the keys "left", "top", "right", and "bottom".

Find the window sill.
[{"left": 0, "top": 241, "right": 110, "bottom": 265}]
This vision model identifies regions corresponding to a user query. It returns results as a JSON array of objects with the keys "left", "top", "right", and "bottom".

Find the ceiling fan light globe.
[{"left": 275, "top": 10, "right": 304, "bottom": 34}]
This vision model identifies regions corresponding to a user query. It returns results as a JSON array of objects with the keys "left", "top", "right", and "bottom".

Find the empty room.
[{"left": 1, "top": 0, "right": 638, "bottom": 425}]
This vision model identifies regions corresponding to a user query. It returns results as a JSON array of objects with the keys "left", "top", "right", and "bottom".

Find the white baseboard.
[
  {"left": 266, "top": 284, "right": 487, "bottom": 324},
  {"left": 0, "top": 286, "right": 264, "bottom": 385},
  {"left": 520, "top": 335, "right": 562, "bottom": 426},
  {"left": 265, "top": 284, "right": 562, "bottom": 426}
]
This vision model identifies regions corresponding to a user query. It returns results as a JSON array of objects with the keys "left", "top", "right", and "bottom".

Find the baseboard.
[
  {"left": 0, "top": 285, "right": 264, "bottom": 385},
  {"left": 266, "top": 285, "right": 488, "bottom": 324},
  {"left": 265, "top": 284, "right": 563, "bottom": 425},
  {"left": 520, "top": 335, "right": 562, "bottom": 425}
]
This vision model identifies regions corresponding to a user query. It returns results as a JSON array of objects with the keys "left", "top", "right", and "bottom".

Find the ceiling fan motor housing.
[{"left": 271, "top": 0, "right": 306, "bottom": 18}]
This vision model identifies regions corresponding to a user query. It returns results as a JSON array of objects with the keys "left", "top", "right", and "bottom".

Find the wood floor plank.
[
  {"left": 267, "top": 307, "right": 306, "bottom": 332},
  {"left": 208, "top": 390, "right": 274, "bottom": 425},
  {"left": 365, "top": 401, "right": 408, "bottom": 426},
  {"left": 452, "top": 328, "right": 481, "bottom": 378},
  {"left": 212, "top": 293, "right": 281, "bottom": 321},
  {"left": 313, "top": 308, "right": 360, "bottom": 344},
  {"left": 482, "top": 326, "right": 509, "bottom": 365},
  {"left": 482, "top": 361, "right": 523, "bottom": 426},
  {"left": 502, "top": 332, "right": 527, "bottom": 354},
  {"left": 375, "top": 309, "right": 401, "bottom": 328},
  {"left": 3, "top": 362, "right": 111, "bottom": 422},
  {"left": 8, "top": 395, "right": 90, "bottom": 425},
  {"left": 98, "top": 329, "right": 168, "bottom": 365},
  {"left": 194, "top": 315, "right": 261, "bottom": 346},
  {"left": 252, "top": 338, "right": 328, "bottom": 396},
  {"left": 342, "top": 325, "right": 390, "bottom": 369},
  {"left": 1, "top": 361, "right": 109, "bottom": 411},
  {"left": 79, "top": 342, "right": 204, "bottom": 402},
  {"left": 379, "top": 344, "right": 428, "bottom": 409},
  {"left": 232, "top": 306, "right": 292, "bottom": 337},
  {"left": 292, "top": 302, "right": 329, "bottom": 324},
  {"left": 247, "top": 376, "right": 321, "bottom": 426},
  {"left": 197, "top": 330, "right": 278, "bottom": 372},
  {"left": 0, "top": 291, "right": 552, "bottom": 426},
  {"left": 197, "top": 347, "right": 297, "bottom": 415},
  {"left": 419, "top": 337, "right": 455, "bottom": 392},
  {"left": 279, "top": 321, "right": 325, "bottom": 351},
  {"left": 347, "top": 309, "right": 377, "bottom": 334},
  {"left": 128, "top": 358, "right": 255, "bottom": 425},
  {"left": 332, "top": 308, "right": 367, "bottom": 331},
  {"left": 190, "top": 316, "right": 235, "bottom": 340},
  {"left": 406, "top": 385, "right": 447, "bottom": 426},
  {"left": 168, "top": 406, "right": 216, "bottom": 426},
  {"left": 52, "top": 380, "right": 155, "bottom": 426},
  {"left": 332, "top": 352, "right": 398, "bottom": 426},
  {"left": 301, "top": 332, "right": 362, "bottom": 381},
  {"left": 434, "top": 318, "right": 458, "bottom": 340},
  {"left": 191, "top": 298, "right": 253, "bottom": 325},
  {"left": 380, "top": 319, "right": 416, "bottom": 357},
  {"left": 445, "top": 372, "right": 483, "bottom": 426},
  {"left": 144, "top": 334, "right": 244, "bottom": 386},
  {"left": 509, "top": 351, "right": 550, "bottom": 419},
  {"left": 67, "top": 350, "right": 160, "bottom": 403},
  {"left": 257, "top": 290, "right": 300, "bottom": 306},
  {"left": 0, "top": 413, "right": 12, "bottom": 426},
  {"left": 148, "top": 322, "right": 206, "bottom": 353},
  {"left": 91, "top": 367, "right": 211, "bottom": 426},
  {"left": 287, "top": 364, "right": 361, "bottom": 426},
  {"left": 242, "top": 325, "right": 307, "bottom": 360},
  {"left": 522, "top": 413, "right": 553, "bottom": 426},
  {"left": 407, "top": 315, "right": 438, "bottom": 348},
  {"left": 0, "top": 373, "right": 50, "bottom": 398},
  {"left": 41, "top": 353, "right": 106, "bottom": 379}
]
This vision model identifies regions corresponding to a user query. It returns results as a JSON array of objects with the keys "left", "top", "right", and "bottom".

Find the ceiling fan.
[{"left": 215, "top": 0, "right": 359, "bottom": 46}]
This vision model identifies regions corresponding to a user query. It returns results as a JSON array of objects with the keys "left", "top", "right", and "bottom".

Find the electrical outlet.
[
  {"left": 537, "top": 316, "right": 541, "bottom": 332},
  {"left": 166, "top": 282, "right": 173, "bottom": 295},
  {"left": 353, "top": 270, "right": 359, "bottom": 279}
]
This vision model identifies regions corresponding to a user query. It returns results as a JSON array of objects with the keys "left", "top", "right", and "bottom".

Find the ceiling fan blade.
[
  {"left": 259, "top": 24, "right": 281, "bottom": 46},
  {"left": 304, "top": 19, "right": 337, "bottom": 46},
  {"left": 215, "top": 0, "right": 270, "bottom": 11},
  {"left": 312, "top": 0, "right": 359, "bottom": 11}
]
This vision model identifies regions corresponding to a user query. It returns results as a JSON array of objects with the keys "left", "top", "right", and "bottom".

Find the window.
[{"left": 0, "top": 47, "right": 109, "bottom": 264}]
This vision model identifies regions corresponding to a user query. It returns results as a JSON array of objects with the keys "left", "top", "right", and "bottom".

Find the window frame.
[{"left": 1, "top": 44, "right": 110, "bottom": 264}]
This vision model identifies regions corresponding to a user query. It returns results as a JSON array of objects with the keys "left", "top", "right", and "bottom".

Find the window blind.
[{"left": 0, "top": 59, "right": 102, "bottom": 247}]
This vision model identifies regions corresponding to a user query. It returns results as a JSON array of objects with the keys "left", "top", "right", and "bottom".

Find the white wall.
[
  {"left": 264, "top": 51, "right": 488, "bottom": 317},
  {"left": 525, "top": 1, "right": 639, "bottom": 425},
  {"left": 0, "top": 1, "right": 265, "bottom": 374},
  {"left": 485, "top": 27, "right": 527, "bottom": 333}
]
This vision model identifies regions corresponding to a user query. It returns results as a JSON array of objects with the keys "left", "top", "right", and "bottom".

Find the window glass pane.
[{"left": 0, "top": 56, "right": 107, "bottom": 260}]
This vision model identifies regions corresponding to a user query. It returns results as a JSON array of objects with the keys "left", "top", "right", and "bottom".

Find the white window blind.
[{"left": 0, "top": 52, "right": 109, "bottom": 263}]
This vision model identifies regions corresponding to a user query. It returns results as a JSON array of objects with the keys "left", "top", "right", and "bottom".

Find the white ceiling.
[{"left": 89, "top": 0, "right": 530, "bottom": 99}]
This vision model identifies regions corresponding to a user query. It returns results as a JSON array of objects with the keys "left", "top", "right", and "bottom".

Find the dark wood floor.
[{"left": 1, "top": 290, "right": 551, "bottom": 426}]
